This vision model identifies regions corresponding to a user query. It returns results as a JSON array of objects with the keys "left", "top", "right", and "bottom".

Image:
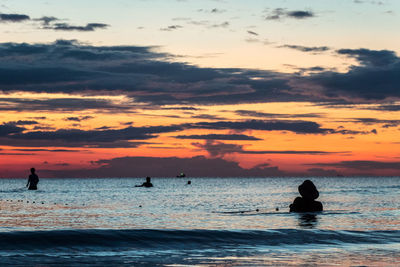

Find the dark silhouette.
[
  {"left": 289, "top": 180, "right": 323, "bottom": 212},
  {"left": 26, "top": 168, "right": 39, "bottom": 190},
  {"left": 135, "top": 176, "right": 153, "bottom": 188},
  {"left": 187, "top": 180, "right": 191, "bottom": 185},
  {"left": 177, "top": 172, "right": 186, "bottom": 178}
]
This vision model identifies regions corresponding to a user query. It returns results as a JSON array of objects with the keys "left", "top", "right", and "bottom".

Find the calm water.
[{"left": 0, "top": 177, "right": 399, "bottom": 266}]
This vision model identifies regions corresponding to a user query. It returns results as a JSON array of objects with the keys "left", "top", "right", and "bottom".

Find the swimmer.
[
  {"left": 289, "top": 180, "right": 323, "bottom": 212},
  {"left": 135, "top": 176, "right": 153, "bottom": 188}
]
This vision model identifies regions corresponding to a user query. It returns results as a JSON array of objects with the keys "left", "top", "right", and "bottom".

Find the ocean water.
[{"left": 0, "top": 177, "right": 399, "bottom": 266}]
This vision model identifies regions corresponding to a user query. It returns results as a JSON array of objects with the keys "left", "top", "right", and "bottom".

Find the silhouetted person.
[
  {"left": 289, "top": 180, "right": 323, "bottom": 212},
  {"left": 187, "top": 180, "right": 191, "bottom": 185},
  {"left": 136, "top": 177, "right": 153, "bottom": 188},
  {"left": 26, "top": 168, "right": 39, "bottom": 190}
]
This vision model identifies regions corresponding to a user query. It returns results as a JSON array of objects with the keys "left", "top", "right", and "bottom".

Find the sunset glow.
[{"left": 1, "top": 0, "right": 399, "bottom": 177}]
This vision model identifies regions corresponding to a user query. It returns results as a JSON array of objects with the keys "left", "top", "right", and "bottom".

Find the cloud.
[
  {"left": 34, "top": 16, "right": 59, "bottom": 25},
  {"left": 7, "top": 120, "right": 39, "bottom": 126},
  {"left": 175, "top": 134, "right": 262, "bottom": 141},
  {"left": 287, "top": 10, "right": 314, "bottom": 19},
  {"left": 209, "top": 21, "right": 229, "bottom": 28},
  {"left": 45, "top": 23, "right": 109, "bottom": 31},
  {"left": 0, "top": 97, "right": 135, "bottom": 112},
  {"left": 368, "top": 104, "right": 400, "bottom": 111},
  {"left": 185, "top": 120, "right": 340, "bottom": 134},
  {"left": 64, "top": 116, "right": 94, "bottom": 122},
  {"left": 347, "top": 118, "right": 400, "bottom": 128},
  {"left": 0, "top": 123, "right": 25, "bottom": 136},
  {"left": 11, "top": 148, "right": 84, "bottom": 152},
  {"left": 191, "top": 140, "right": 348, "bottom": 157},
  {"left": 191, "top": 114, "right": 225, "bottom": 120},
  {"left": 160, "top": 25, "right": 183, "bottom": 31},
  {"left": 308, "top": 160, "right": 400, "bottom": 170},
  {"left": 337, "top": 48, "right": 397, "bottom": 67},
  {"left": 0, "top": 41, "right": 399, "bottom": 105},
  {"left": 265, "top": 8, "right": 315, "bottom": 20},
  {"left": 42, "top": 156, "right": 285, "bottom": 178},
  {"left": 198, "top": 8, "right": 226, "bottom": 14},
  {"left": 235, "top": 110, "right": 324, "bottom": 119},
  {"left": 279, "top": 44, "right": 330, "bottom": 53},
  {"left": 307, "top": 49, "right": 400, "bottom": 101},
  {"left": 0, "top": 116, "right": 369, "bottom": 149},
  {"left": 0, "top": 13, "right": 30, "bottom": 22},
  {"left": 247, "top": 30, "right": 259, "bottom": 36}
]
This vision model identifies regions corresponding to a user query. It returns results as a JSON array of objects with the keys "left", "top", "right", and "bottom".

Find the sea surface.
[{"left": 0, "top": 177, "right": 399, "bottom": 266}]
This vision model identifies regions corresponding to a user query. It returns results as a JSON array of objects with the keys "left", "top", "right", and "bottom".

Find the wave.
[{"left": 0, "top": 229, "right": 399, "bottom": 251}]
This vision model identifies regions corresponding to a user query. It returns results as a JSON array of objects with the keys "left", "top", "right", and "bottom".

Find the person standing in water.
[{"left": 26, "top": 168, "right": 39, "bottom": 190}]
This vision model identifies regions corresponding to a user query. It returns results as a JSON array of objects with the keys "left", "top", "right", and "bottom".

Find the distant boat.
[{"left": 177, "top": 172, "right": 186, "bottom": 178}]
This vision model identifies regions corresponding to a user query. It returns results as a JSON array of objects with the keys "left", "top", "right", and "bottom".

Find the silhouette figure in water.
[
  {"left": 26, "top": 168, "right": 39, "bottom": 190},
  {"left": 187, "top": 180, "right": 191, "bottom": 185},
  {"left": 135, "top": 177, "right": 153, "bottom": 188},
  {"left": 289, "top": 180, "right": 323, "bottom": 212}
]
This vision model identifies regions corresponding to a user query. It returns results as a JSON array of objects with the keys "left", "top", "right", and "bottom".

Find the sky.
[{"left": 0, "top": 0, "right": 399, "bottom": 177}]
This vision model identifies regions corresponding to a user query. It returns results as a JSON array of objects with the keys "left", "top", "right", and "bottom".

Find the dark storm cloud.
[
  {"left": 0, "top": 13, "right": 30, "bottom": 22},
  {"left": 45, "top": 23, "right": 109, "bottom": 31},
  {"left": 264, "top": 8, "right": 315, "bottom": 20},
  {"left": 175, "top": 134, "right": 262, "bottom": 140},
  {"left": 43, "top": 156, "right": 285, "bottom": 178},
  {"left": 279, "top": 44, "right": 330, "bottom": 53},
  {"left": 0, "top": 41, "right": 400, "bottom": 105},
  {"left": 308, "top": 160, "right": 400, "bottom": 170},
  {"left": 307, "top": 48, "right": 400, "bottom": 101},
  {"left": 0, "top": 123, "right": 25, "bottom": 136},
  {"left": 337, "top": 48, "right": 397, "bottom": 66}
]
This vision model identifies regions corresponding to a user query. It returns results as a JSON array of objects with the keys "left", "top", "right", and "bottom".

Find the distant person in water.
[
  {"left": 135, "top": 177, "right": 153, "bottom": 188},
  {"left": 187, "top": 180, "right": 191, "bottom": 185},
  {"left": 289, "top": 180, "right": 323, "bottom": 212},
  {"left": 26, "top": 168, "right": 39, "bottom": 190}
]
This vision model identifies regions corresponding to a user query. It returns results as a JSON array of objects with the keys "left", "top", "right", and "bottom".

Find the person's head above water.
[
  {"left": 30, "top": 168, "right": 36, "bottom": 174},
  {"left": 298, "top": 180, "right": 319, "bottom": 200},
  {"left": 146, "top": 176, "right": 151, "bottom": 183}
]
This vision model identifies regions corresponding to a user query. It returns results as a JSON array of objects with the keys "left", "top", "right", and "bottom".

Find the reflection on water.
[{"left": 298, "top": 213, "right": 319, "bottom": 229}]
